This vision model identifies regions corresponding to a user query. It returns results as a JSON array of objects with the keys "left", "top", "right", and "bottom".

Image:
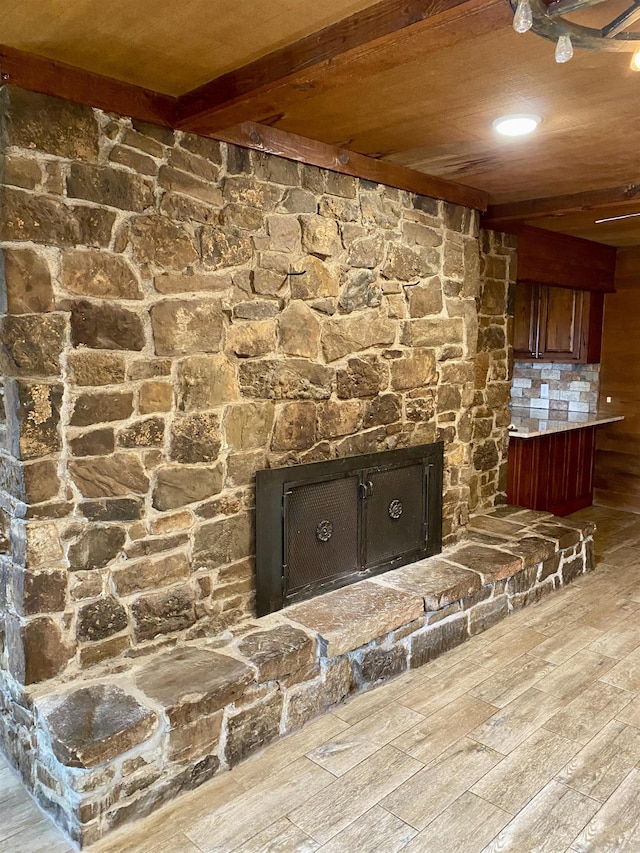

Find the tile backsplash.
[{"left": 511, "top": 362, "right": 600, "bottom": 413}]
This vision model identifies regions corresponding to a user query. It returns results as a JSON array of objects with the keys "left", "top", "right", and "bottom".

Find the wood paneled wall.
[{"left": 594, "top": 246, "right": 640, "bottom": 512}]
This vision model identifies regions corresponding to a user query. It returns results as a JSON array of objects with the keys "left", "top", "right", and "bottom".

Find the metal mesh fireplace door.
[{"left": 255, "top": 442, "right": 443, "bottom": 616}]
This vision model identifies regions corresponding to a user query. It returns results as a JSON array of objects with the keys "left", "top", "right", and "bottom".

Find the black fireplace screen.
[{"left": 255, "top": 442, "right": 443, "bottom": 615}]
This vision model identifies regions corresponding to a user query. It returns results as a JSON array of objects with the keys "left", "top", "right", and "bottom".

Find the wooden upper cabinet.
[
  {"left": 513, "top": 283, "right": 604, "bottom": 363},
  {"left": 539, "top": 286, "right": 584, "bottom": 361}
]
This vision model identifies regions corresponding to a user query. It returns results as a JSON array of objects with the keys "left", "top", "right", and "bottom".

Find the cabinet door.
[
  {"left": 538, "top": 287, "right": 585, "bottom": 361},
  {"left": 513, "top": 282, "right": 539, "bottom": 359}
]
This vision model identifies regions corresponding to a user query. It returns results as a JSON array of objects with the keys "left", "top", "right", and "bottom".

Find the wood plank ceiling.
[{"left": 2, "top": 0, "right": 640, "bottom": 246}]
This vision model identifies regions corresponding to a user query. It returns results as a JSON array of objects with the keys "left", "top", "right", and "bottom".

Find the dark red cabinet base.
[{"left": 507, "top": 426, "right": 595, "bottom": 517}]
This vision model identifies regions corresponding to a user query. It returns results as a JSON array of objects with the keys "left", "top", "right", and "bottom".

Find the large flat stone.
[
  {"left": 467, "top": 515, "right": 529, "bottom": 539},
  {"left": 531, "top": 521, "right": 582, "bottom": 550},
  {"left": 446, "top": 544, "right": 523, "bottom": 583},
  {"left": 237, "top": 624, "right": 316, "bottom": 683},
  {"left": 375, "top": 558, "right": 482, "bottom": 611},
  {"left": 286, "top": 580, "right": 424, "bottom": 657},
  {"left": 136, "top": 646, "right": 254, "bottom": 727},
  {"left": 40, "top": 684, "right": 157, "bottom": 769}
]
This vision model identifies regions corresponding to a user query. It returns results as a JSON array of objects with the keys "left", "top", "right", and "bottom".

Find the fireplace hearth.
[{"left": 255, "top": 443, "right": 443, "bottom": 615}]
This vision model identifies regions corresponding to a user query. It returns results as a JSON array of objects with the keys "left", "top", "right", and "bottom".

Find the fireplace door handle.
[{"left": 359, "top": 480, "right": 374, "bottom": 499}]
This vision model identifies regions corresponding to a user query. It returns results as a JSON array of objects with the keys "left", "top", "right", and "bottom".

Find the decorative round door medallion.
[
  {"left": 388, "top": 499, "right": 403, "bottom": 519},
  {"left": 316, "top": 520, "right": 333, "bottom": 542}
]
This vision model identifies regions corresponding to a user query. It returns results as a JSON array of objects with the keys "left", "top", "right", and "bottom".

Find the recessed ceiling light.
[{"left": 492, "top": 114, "right": 541, "bottom": 137}]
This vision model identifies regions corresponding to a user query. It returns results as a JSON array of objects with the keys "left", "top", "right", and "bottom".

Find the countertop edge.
[{"left": 508, "top": 413, "right": 624, "bottom": 440}]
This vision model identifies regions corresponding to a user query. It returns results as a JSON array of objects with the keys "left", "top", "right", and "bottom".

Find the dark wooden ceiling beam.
[
  {"left": 0, "top": 45, "right": 177, "bottom": 127},
  {"left": 483, "top": 183, "right": 640, "bottom": 227},
  {"left": 212, "top": 122, "right": 489, "bottom": 210},
  {"left": 176, "top": 0, "right": 507, "bottom": 135}
]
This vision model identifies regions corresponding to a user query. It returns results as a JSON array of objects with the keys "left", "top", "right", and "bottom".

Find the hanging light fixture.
[{"left": 508, "top": 0, "right": 640, "bottom": 69}]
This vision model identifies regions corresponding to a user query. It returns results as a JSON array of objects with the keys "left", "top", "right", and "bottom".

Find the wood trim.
[
  {"left": 176, "top": 0, "right": 506, "bottom": 133},
  {"left": 515, "top": 226, "right": 617, "bottom": 293},
  {"left": 482, "top": 183, "right": 640, "bottom": 227},
  {"left": 0, "top": 45, "right": 177, "bottom": 127},
  {"left": 212, "top": 122, "right": 489, "bottom": 210}
]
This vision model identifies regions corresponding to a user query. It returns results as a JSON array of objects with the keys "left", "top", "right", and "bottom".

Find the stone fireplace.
[
  {"left": 0, "top": 84, "right": 519, "bottom": 844},
  {"left": 255, "top": 442, "right": 443, "bottom": 614}
]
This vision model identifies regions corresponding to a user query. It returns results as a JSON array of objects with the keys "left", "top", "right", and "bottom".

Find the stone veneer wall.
[
  {"left": 0, "top": 85, "right": 515, "bottom": 694},
  {"left": 511, "top": 361, "right": 600, "bottom": 413}
]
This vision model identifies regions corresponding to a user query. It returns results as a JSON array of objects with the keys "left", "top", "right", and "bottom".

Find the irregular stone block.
[
  {"left": 67, "top": 163, "right": 154, "bottom": 212},
  {"left": 113, "top": 552, "right": 190, "bottom": 596},
  {"left": 271, "top": 401, "right": 316, "bottom": 451},
  {"left": 2, "top": 188, "right": 115, "bottom": 247},
  {"left": 300, "top": 215, "right": 340, "bottom": 256},
  {"left": 284, "top": 657, "right": 351, "bottom": 731},
  {"left": 77, "top": 595, "right": 128, "bottom": 642},
  {"left": 70, "top": 392, "right": 133, "bottom": 426},
  {"left": 61, "top": 250, "right": 143, "bottom": 300},
  {"left": 70, "top": 300, "right": 145, "bottom": 351},
  {"left": 6, "top": 380, "right": 63, "bottom": 460},
  {"left": 533, "top": 521, "right": 582, "bottom": 551},
  {"left": 168, "top": 710, "right": 224, "bottom": 763},
  {"left": 118, "top": 417, "right": 165, "bottom": 449},
  {"left": 5, "top": 88, "right": 98, "bottom": 161},
  {"left": 226, "top": 320, "right": 277, "bottom": 358},
  {"left": 177, "top": 354, "right": 238, "bottom": 412},
  {"left": 129, "top": 215, "right": 198, "bottom": 270},
  {"left": 347, "top": 234, "right": 384, "bottom": 269},
  {"left": 22, "top": 459, "right": 60, "bottom": 503},
  {"left": 447, "top": 544, "right": 522, "bottom": 583},
  {"left": 408, "top": 281, "right": 443, "bottom": 317},
  {"left": 239, "top": 359, "right": 333, "bottom": 400},
  {"left": 278, "top": 302, "right": 321, "bottom": 358},
  {"left": 473, "top": 440, "right": 499, "bottom": 472},
  {"left": 3, "top": 248, "right": 54, "bottom": 314},
  {"left": 355, "top": 645, "right": 407, "bottom": 686},
  {"left": 131, "top": 584, "right": 197, "bottom": 641},
  {"left": 69, "top": 454, "right": 149, "bottom": 498},
  {"left": 67, "top": 351, "right": 127, "bottom": 386},
  {"left": 507, "top": 536, "right": 557, "bottom": 570},
  {"left": 237, "top": 624, "right": 315, "bottom": 683},
  {"left": 139, "top": 381, "right": 173, "bottom": 414},
  {"left": 234, "top": 299, "right": 281, "bottom": 320},
  {"left": 336, "top": 356, "right": 387, "bottom": 399},
  {"left": 159, "top": 166, "right": 222, "bottom": 207},
  {"left": 469, "top": 596, "right": 509, "bottom": 635},
  {"left": 410, "top": 616, "right": 469, "bottom": 668},
  {"left": 70, "top": 429, "right": 115, "bottom": 457},
  {"left": 13, "top": 568, "right": 67, "bottom": 615},
  {"left": 338, "top": 269, "right": 381, "bottom": 313},
  {"left": 153, "top": 464, "right": 224, "bottom": 511},
  {"left": 287, "top": 580, "right": 424, "bottom": 657},
  {"left": 389, "top": 352, "right": 436, "bottom": 391},
  {"left": 151, "top": 298, "right": 224, "bottom": 356},
  {"left": 376, "top": 558, "right": 481, "bottom": 611},
  {"left": 193, "top": 512, "right": 254, "bottom": 569},
  {"left": 322, "top": 315, "right": 396, "bottom": 362},
  {"left": 467, "top": 515, "right": 528, "bottom": 538},
  {"left": 561, "top": 556, "right": 585, "bottom": 584},
  {"left": 317, "top": 400, "right": 362, "bottom": 439},
  {"left": 364, "top": 394, "right": 401, "bottom": 427},
  {"left": 68, "top": 525, "right": 126, "bottom": 571},
  {"left": 290, "top": 255, "right": 338, "bottom": 299},
  {"left": 6, "top": 614, "right": 74, "bottom": 684},
  {"left": 223, "top": 402, "right": 275, "bottom": 451},
  {"left": 401, "top": 318, "right": 465, "bottom": 348},
  {"left": 40, "top": 685, "right": 157, "bottom": 769},
  {"left": 201, "top": 225, "right": 253, "bottom": 269},
  {"left": 225, "top": 692, "right": 283, "bottom": 767},
  {"left": 80, "top": 498, "right": 144, "bottom": 522},
  {"left": 137, "top": 646, "right": 253, "bottom": 726}
]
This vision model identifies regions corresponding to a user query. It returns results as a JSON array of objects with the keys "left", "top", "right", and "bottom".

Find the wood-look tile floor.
[{"left": 4, "top": 505, "right": 640, "bottom": 853}]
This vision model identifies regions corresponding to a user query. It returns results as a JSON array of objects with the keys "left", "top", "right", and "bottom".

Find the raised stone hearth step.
[
  {"left": 38, "top": 684, "right": 157, "bottom": 769},
  {"left": 23, "top": 505, "right": 596, "bottom": 846},
  {"left": 285, "top": 580, "right": 424, "bottom": 657}
]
